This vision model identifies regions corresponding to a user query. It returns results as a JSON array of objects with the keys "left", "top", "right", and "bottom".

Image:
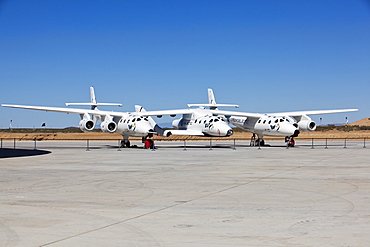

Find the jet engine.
[
  {"left": 172, "top": 119, "right": 181, "bottom": 129},
  {"left": 79, "top": 119, "right": 95, "bottom": 132},
  {"left": 100, "top": 120, "right": 117, "bottom": 133},
  {"left": 298, "top": 120, "right": 316, "bottom": 132}
]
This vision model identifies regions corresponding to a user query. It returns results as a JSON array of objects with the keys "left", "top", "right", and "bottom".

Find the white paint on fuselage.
[
  {"left": 229, "top": 115, "right": 299, "bottom": 137},
  {"left": 173, "top": 108, "right": 233, "bottom": 137},
  {"left": 117, "top": 113, "right": 155, "bottom": 137}
]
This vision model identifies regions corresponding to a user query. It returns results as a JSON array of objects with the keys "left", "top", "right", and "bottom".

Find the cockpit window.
[
  {"left": 137, "top": 118, "right": 141, "bottom": 121},
  {"left": 280, "top": 119, "right": 284, "bottom": 122},
  {"left": 209, "top": 119, "right": 214, "bottom": 123},
  {"left": 275, "top": 119, "right": 278, "bottom": 123},
  {"left": 214, "top": 119, "right": 219, "bottom": 122},
  {"left": 132, "top": 119, "right": 135, "bottom": 122},
  {"left": 263, "top": 120, "right": 266, "bottom": 124}
]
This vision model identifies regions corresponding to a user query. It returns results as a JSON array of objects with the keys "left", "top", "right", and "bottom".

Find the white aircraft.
[
  {"left": 1, "top": 87, "right": 165, "bottom": 147},
  {"left": 141, "top": 90, "right": 244, "bottom": 137},
  {"left": 203, "top": 89, "right": 358, "bottom": 146}
]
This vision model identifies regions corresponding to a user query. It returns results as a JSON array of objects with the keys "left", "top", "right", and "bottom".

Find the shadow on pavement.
[{"left": 0, "top": 148, "right": 51, "bottom": 158}]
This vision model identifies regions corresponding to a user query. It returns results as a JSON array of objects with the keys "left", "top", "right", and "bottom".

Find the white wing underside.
[
  {"left": 2, "top": 104, "right": 358, "bottom": 121},
  {"left": 271, "top": 109, "right": 358, "bottom": 117},
  {"left": 210, "top": 109, "right": 358, "bottom": 118},
  {"left": 1, "top": 104, "right": 127, "bottom": 117},
  {"left": 141, "top": 109, "right": 261, "bottom": 118},
  {"left": 65, "top": 103, "right": 122, "bottom": 107}
]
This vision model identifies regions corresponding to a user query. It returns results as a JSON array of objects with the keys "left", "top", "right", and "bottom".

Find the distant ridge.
[{"left": 350, "top": 117, "right": 370, "bottom": 126}]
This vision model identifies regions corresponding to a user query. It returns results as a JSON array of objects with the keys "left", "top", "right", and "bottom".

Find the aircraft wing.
[
  {"left": 209, "top": 110, "right": 262, "bottom": 118},
  {"left": 140, "top": 108, "right": 357, "bottom": 119},
  {"left": 141, "top": 108, "right": 264, "bottom": 119},
  {"left": 271, "top": 109, "right": 358, "bottom": 117},
  {"left": 139, "top": 109, "right": 196, "bottom": 117},
  {"left": 0, "top": 104, "right": 126, "bottom": 117}
]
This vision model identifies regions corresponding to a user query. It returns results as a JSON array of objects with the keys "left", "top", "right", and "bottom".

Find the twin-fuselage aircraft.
[
  {"left": 1, "top": 87, "right": 163, "bottom": 147},
  {"left": 1, "top": 87, "right": 358, "bottom": 147},
  {"left": 202, "top": 89, "right": 357, "bottom": 145},
  {"left": 140, "top": 88, "right": 357, "bottom": 145}
]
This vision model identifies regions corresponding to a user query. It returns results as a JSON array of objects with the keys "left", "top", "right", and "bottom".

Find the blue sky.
[{"left": 1, "top": 0, "right": 369, "bottom": 128}]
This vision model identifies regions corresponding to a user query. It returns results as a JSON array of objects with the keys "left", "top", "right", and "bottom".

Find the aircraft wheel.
[
  {"left": 121, "top": 140, "right": 131, "bottom": 148},
  {"left": 125, "top": 140, "right": 131, "bottom": 148}
]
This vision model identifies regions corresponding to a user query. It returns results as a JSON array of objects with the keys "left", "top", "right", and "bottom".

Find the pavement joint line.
[
  {"left": 39, "top": 148, "right": 360, "bottom": 246},
  {"left": 39, "top": 165, "right": 308, "bottom": 246}
]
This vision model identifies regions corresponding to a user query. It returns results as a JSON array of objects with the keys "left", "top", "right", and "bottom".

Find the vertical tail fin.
[
  {"left": 208, "top": 88, "right": 216, "bottom": 105},
  {"left": 187, "top": 88, "right": 239, "bottom": 109},
  {"left": 90, "top": 86, "right": 97, "bottom": 107},
  {"left": 65, "top": 86, "right": 122, "bottom": 109},
  {"left": 207, "top": 88, "right": 217, "bottom": 110}
]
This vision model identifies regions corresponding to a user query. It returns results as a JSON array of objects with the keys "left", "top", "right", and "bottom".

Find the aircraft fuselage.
[
  {"left": 172, "top": 109, "right": 234, "bottom": 137},
  {"left": 229, "top": 115, "right": 300, "bottom": 137},
  {"left": 117, "top": 113, "right": 156, "bottom": 137}
]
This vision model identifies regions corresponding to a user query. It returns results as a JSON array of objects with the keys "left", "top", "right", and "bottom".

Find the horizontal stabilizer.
[
  {"left": 66, "top": 103, "right": 122, "bottom": 107},
  {"left": 188, "top": 104, "right": 239, "bottom": 108},
  {"left": 65, "top": 86, "right": 122, "bottom": 109}
]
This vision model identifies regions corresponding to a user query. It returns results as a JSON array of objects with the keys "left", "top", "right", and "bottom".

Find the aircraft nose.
[
  {"left": 214, "top": 124, "right": 234, "bottom": 137},
  {"left": 279, "top": 123, "right": 299, "bottom": 137}
]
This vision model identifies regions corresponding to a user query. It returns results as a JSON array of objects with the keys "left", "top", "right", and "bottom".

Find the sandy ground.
[{"left": 1, "top": 130, "right": 369, "bottom": 141}]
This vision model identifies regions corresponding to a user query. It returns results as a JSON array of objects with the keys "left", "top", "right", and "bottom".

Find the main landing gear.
[
  {"left": 142, "top": 133, "right": 155, "bottom": 150},
  {"left": 120, "top": 139, "right": 131, "bottom": 148},
  {"left": 285, "top": 136, "right": 295, "bottom": 147},
  {"left": 250, "top": 133, "right": 266, "bottom": 146}
]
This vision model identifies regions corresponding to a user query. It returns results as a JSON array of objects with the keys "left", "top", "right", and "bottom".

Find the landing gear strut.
[
  {"left": 250, "top": 133, "right": 257, "bottom": 146},
  {"left": 142, "top": 133, "right": 155, "bottom": 149},
  {"left": 120, "top": 139, "right": 131, "bottom": 148},
  {"left": 250, "top": 133, "right": 265, "bottom": 146},
  {"left": 285, "top": 136, "right": 295, "bottom": 147}
]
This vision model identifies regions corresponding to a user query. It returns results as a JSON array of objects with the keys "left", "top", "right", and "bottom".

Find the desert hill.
[{"left": 350, "top": 117, "right": 370, "bottom": 126}]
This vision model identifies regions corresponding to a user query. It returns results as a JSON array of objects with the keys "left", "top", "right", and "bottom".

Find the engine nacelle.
[
  {"left": 100, "top": 121, "right": 117, "bottom": 134},
  {"left": 79, "top": 119, "right": 95, "bottom": 132},
  {"left": 172, "top": 119, "right": 181, "bottom": 129},
  {"left": 298, "top": 120, "right": 316, "bottom": 132}
]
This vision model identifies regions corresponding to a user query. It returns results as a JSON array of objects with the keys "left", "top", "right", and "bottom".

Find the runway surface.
[{"left": 0, "top": 141, "right": 369, "bottom": 246}]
